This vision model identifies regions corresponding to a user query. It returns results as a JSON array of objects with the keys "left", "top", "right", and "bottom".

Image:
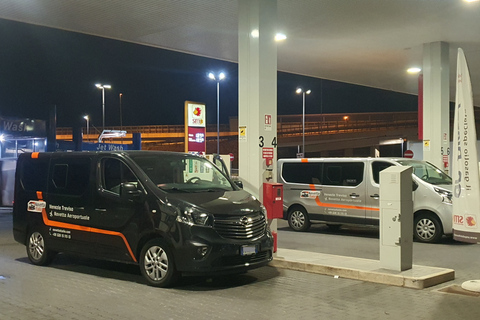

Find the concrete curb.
[{"left": 271, "top": 248, "right": 455, "bottom": 289}]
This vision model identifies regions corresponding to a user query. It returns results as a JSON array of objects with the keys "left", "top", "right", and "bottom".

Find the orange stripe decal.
[
  {"left": 308, "top": 184, "right": 379, "bottom": 211},
  {"left": 301, "top": 158, "right": 309, "bottom": 163},
  {"left": 36, "top": 193, "right": 137, "bottom": 263},
  {"left": 31, "top": 152, "right": 39, "bottom": 159},
  {"left": 36, "top": 191, "right": 43, "bottom": 200}
]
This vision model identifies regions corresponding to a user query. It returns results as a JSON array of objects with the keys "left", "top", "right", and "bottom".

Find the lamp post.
[
  {"left": 208, "top": 72, "right": 226, "bottom": 154},
  {"left": 83, "top": 115, "right": 90, "bottom": 136},
  {"left": 95, "top": 83, "right": 111, "bottom": 131},
  {"left": 296, "top": 87, "right": 311, "bottom": 156},
  {"left": 119, "top": 93, "right": 123, "bottom": 131}
]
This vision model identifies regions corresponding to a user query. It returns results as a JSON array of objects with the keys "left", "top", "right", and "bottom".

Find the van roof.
[{"left": 277, "top": 157, "right": 412, "bottom": 162}]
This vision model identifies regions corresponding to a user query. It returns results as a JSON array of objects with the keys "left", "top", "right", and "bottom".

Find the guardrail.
[{"left": 58, "top": 112, "right": 420, "bottom": 139}]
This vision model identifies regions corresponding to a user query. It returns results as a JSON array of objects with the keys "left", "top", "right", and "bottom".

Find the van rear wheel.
[
  {"left": 139, "top": 239, "right": 178, "bottom": 287},
  {"left": 288, "top": 207, "right": 311, "bottom": 232},
  {"left": 26, "top": 230, "right": 56, "bottom": 266},
  {"left": 414, "top": 213, "right": 443, "bottom": 243}
]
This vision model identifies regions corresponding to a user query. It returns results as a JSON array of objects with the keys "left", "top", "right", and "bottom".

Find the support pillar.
[
  {"left": 422, "top": 42, "right": 450, "bottom": 172},
  {"left": 238, "top": 0, "right": 278, "bottom": 239},
  {"left": 238, "top": 0, "right": 277, "bottom": 195}
]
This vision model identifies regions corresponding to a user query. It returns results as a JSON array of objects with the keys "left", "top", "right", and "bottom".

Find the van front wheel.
[
  {"left": 414, "top": 213, "right": 443, "bottom": 243},
  {"left": 26, "top": 230, "right": 56, "bottom": 266},
  {"left": 288, "top": 207, "right": 311, "bottom": 232},
  {"left": 139, "top": 239, "right": 178, "bottom": 287}
]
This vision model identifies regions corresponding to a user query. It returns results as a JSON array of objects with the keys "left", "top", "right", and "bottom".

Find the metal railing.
[{"left": 57, "top": 111, "right": 422, "bottom": 142}]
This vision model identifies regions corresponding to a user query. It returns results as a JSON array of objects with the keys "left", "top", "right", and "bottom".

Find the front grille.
[{"left": 213, "top": 213, "right": 266, "bottom": 240}]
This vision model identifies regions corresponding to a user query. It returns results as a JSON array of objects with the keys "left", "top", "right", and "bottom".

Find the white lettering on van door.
[
  {"left": 49, "top": 227, "right": 72, "bottom": 239},
  {"left": 48, "top": 204, "right": 90, "bottom": 221},
  {"left": 326, "top": 208, "right": 347, "bottom": 216}
]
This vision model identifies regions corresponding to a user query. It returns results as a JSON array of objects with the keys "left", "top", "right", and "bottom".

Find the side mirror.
[
  {"left": 120, "top": 182, "right": 143, "bottom": 200},
  {"left": 412, "top": 180, "right": 419, "bottom": 191},
  {"left": 233, "top": 180, "right": 243, "bottom": 189}
]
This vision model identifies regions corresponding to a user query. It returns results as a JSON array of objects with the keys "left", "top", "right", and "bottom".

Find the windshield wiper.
[
  {"left": 190, "top": 188, "right": 227, "bottom": 193},
  {"left": 159, "top": 186, "right": 191, "bottom": 193}
]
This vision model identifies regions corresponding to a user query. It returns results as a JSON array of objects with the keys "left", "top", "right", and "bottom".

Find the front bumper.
[{"left": 173, "top": 223, "right": 274, "bottom": 275}]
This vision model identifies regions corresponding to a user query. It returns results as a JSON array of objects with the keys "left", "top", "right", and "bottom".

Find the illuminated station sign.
[{"left": 184, "top": 101, "right": 206, "bottom": 154}]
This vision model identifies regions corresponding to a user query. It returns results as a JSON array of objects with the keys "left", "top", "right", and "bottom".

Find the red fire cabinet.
[{"left": 263, "top": 182, "right": 283, "bottom": 219}]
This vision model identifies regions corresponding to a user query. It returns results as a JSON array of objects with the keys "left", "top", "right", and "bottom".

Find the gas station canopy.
[{"left": 0, "top": 0, "right": 479, "bottom": 103}]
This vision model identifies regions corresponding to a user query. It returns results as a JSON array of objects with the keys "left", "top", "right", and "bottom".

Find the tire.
[
  {"left": 287, "top": 207, "right": 311, "bottom": 232},
  {"left": 139, "top": 239, "right": 178, "bottom": 287},
  {"left": 414, "top": 213, "right": 443, "bottom": 243},
  {"left": 26, "top": 230, "right": 56, "bottom": 266}
]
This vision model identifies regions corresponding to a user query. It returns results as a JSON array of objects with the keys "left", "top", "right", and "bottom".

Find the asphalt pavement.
[{"left": 1, "top": 209, "right": 480, "bottom": 320}]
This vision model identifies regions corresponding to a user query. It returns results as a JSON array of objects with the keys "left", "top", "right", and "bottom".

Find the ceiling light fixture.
[
  {"left": 275, "top": 33, "right": 287, "bottom": 41},
  {"left": 407, "top": 67, "right": 421, "bottom": 74}
]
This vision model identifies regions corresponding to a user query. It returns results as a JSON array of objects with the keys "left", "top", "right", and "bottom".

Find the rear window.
[
  {"left": 20, "top": 157, "right": 49, "bottom": 192},
  {"left": 281, "top": 162, "right": 322, "bottom": 184},
  {"left": 48, "top": 158, "right": 91, "bottom": 196}
]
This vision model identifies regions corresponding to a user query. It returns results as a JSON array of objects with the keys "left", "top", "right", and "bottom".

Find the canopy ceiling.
[{"left": 1, "top": 0, "right": 480, "bottom": 104}]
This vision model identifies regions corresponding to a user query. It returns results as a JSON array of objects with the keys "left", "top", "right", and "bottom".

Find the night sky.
[{"left": 0, "top": 18, "right": 418, "bottom": 128}]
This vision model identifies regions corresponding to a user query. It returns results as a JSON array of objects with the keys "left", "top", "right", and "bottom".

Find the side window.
[
  {"left": 372, "top": 161, "right": 394, "bottom": 184},
  {"left": 52, "top": 164, "right": 68, "bottom": 188},
  {"left": 102, "top": 158, "right": 138, "bottom": 194},
  {"left": 281, "top": 162, "right": 322, "bottom": 184},
  {"left": 49, "top": 158, "right": 91, "bottom": 195},
  {"left": 20, "top": 157, "right": 49, "bottom": 192},
  {"left": 324, "top": 165, "right": 342, "bottom": 185},
  {"left": 322, "top": 162, "right": 364, "bottom": 186}
]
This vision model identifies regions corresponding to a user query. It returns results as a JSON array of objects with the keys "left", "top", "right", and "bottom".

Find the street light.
[
  {"left": 208, "top": 72, "right": 226, "bottom": 154},
  {"left": 296, "top": 87, "right": 311, "bottom": 156},
  {"left": 119, "top": 93, "right": 123, "bottom": 131},
  {"left": 95, "top": 83, "right": 111, "bottom": 131},
  {"left": 83, "top": 115, "right": 90, "bottom": 136}
]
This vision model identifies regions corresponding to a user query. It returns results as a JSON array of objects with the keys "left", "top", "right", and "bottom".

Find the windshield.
[
  {"left": 130, "top": 154, "right": 234, "bottom": 193},
  {"left": 396, "top": 159, "right": 452, "bottom": 185}
]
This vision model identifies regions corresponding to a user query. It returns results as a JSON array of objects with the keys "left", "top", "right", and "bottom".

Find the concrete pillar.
[
  {"left": 238, "top": 0, "right": 277, "bottom": 196},
  {"left": 422, "top": 42, "right": 450, "bottom": 172},
  {"left": 238, "top": 0, "right": 278, "bottom": 244}
]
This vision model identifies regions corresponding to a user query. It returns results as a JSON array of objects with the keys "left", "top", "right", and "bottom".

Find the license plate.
[{"left": 240, "top": 245, "right": 257, "bottom": 256}]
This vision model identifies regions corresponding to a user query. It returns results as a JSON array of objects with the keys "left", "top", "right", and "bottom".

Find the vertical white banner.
[{"left": 452, "top": 48, "right": 480, "bottom": 243}]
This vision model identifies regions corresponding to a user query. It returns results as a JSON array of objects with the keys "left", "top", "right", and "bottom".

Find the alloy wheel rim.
[
  {"left": 144, "top": 246, "right": 168, "bottom": 281},
  {"left": 416, "top": 218, "right": 435, "bottom": 240},
  {"left": 28, "top": 232, "right": 45, "bottom": 260},
  {"left": 291, "top": 211, "right": 305, "bottom": 229}
]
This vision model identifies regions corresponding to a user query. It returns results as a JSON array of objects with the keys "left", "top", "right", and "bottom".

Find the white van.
[{"left": 277, "top": 158, "right": 452, "bottom": 243}]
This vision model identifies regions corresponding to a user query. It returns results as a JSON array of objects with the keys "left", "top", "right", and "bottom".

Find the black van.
[{"left": 13, "top": 151, "right": 273, "bottom": 287}]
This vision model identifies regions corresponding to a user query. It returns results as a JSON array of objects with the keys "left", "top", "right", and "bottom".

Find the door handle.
[
  {"left": 370, "top": 194, "right": 379, "bottom": 199},
  {"left": 349, "top": 193, "right": 359, "bottom": 198}
]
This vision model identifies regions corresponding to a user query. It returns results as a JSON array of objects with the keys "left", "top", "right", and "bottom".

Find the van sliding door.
[{"left": 320, "top": 162, "right": 366, "bottom": 222}]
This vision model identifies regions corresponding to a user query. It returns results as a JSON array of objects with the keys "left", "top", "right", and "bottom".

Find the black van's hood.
[{"left": 166, "top": 189, "right": 261, "bottom": 215}]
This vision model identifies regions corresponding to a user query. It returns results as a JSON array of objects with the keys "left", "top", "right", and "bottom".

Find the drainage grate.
[{"left": 438, "top": 285, "right": 480, "bottom": 297}]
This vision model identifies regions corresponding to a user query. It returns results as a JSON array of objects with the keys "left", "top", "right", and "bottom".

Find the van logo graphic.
[
  {"left": 300, "top": 190, "right": 321, "bottom": 199},
  {"left": 240, "top": 216, "right": 251, "bottom": 226},
  {"left": 466, "top": 215, "right": 477, "bottom": 228},
  {"left": 27, "top": 200, "right": 46, "bottom": 213}
]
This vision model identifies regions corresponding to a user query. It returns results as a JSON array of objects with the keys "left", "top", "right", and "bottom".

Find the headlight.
[
  {"left": 434, "top": 187, "right": 452, "bottom": 204},
  {"left": 260, "top": 204, "right": 268, "bottom": 218},
  {"left": 176, "top": 206, "right": 213, "bottom": 226}
]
